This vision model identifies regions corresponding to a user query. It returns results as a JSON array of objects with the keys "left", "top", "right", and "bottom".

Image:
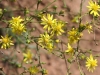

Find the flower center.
[
  {"left": 44, "top": 38, "right": 49, "bottom": 43},
  {"left": 2, "top": 38, "right": 8, "bottom": 43},
  {"left": 47, "top": 20, "right": 52, "bottom": 25},
  {"left": 92, "top": 5, "right": 98, "bottom": 11},
  {"left": 90, "top": 61, "right": 96, "bottom": 68},
  {"left": 56, "top": 25, "right": 61, "bottom": 31}
]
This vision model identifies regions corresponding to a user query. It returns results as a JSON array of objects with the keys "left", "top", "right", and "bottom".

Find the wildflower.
[
  {"left": 51, "top": 21, "right": 65, "bottom": 36},
  {"left": 46, "top": 43, "right": 53, "bottom": 52},
  {"left": 80, "top": 22, "right": 93, "bottom": 33},
  {"left": 68, "top": 28, "right": 83, "bottom": 44},
  {"left": 0, "top": 35, "right": 13, "bottom": 49},
  {"left": 28, "top": 66, "right": 39, "bottom": 74},
  {"left": 10, "top": 23, "right": 26, "bottom": 35},
  {"left": 65, "top": 43, "right": 74, "bottom": 55},
  {"left": 87, "top": 0, "right": 100, "bottom": 16},
  {"left": 9, "top": 16, "right": 23, "bottom": 25},
  {"left": 9, "top": 16, "right": 26, "bottom": 35},
  {"left": 86, "top": 24, "right": 93, "bottom": 34},
  {"left": 38, "top": 32, "right": 53, "bottom": 52},
  {"left": 38, "top": 32, "right": 52, "bottom": 48},
  {"left": 23, "top": 50, "right": 33, "bottom": 63},
  {"left": 86, "top": 54, "right": 97, "bottom": 72},
  {"left": 41, "top": 14, "right": 56, "bottom": 31}
]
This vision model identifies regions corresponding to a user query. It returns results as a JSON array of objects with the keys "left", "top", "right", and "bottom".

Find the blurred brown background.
[{"left": 0, "top": 0, "right": 100, "bottom": 75}]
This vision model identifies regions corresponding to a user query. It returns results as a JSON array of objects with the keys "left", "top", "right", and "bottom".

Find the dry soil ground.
[{"left": 0, "top": 0, "right": 100, "bottom": 75}]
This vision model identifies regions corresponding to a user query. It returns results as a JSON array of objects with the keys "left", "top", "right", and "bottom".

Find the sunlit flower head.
[
  {"left": 86, "top": 54, "right": 97, "bottom": 72},
  {"left": 38, "top": 32, "right": 53, "bottom": 52},
  {"left": 9, "top": 16, "right": 23, "bottom": 25},
  {"left": 23, "top": 50, "right": 33, "bottom": 63},
  {"left": 87, "top": 0, "right": 100, "bottom": 16},
  {"left": 46, "top": 43, "right": 53, "bottom": 52},
  {"left": 0, "top": 35, "right": 14, "bottom": 49},
  {"left": 86, "top": 24, "right": 93, "bottom": 34},
  {"left": 28, "top": 66, "right": 39, "bottom": 74},
  {"left": 51, "top": 21, "right": 65, "bottom": 36},
  {"left": 9, "top": 16, "right": 26, "bottom": 35},
  {"left": 65, "top": 43, "right": 74, "bottom": 55},
  {"left": 41, "top": 14, "right": 57, "bottom": 31},
  {"left": 68, "top": 28, "right": 83, "bottom": 44},
  {"left": 10, "top": 23, "right": 26, "bottom": 35},
  {"left": 38, "top": 32, "right": 52, "bottom": 48}
]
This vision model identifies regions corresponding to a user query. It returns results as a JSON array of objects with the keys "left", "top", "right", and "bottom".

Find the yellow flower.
[
  {"left": 86, "top": 54, "right": 97, "bottom": 72},
  {"left": 68, "top": 28, "right": 83, "bottom": 44},
  {"left": 46, "top": 43, "right": 53, "bottom": 52},
  {"left": 23, "top": 50, "right": 33, "bottom": 63},
  {"left": 9, "top": 16, "right": 26, "bottom": 35},
  {"left": 38, "top": 32, "right": 52, "bottom": 48},
  {"left": 65, "top": 43, "right": 74, "bottom": 55},
  {"left": 28, "top": 66, "right": 39, "bottom": 74},
  {"left": 41, "top": 14, "right": 56, "bottom": 31},
  {"left": 10, "top": 23, "right": 26, "bottom": 35},
  {"left": 86, "top": 24, "right": 93, "bottom": 34},
  {"left": 87, "top": 0, "right": 100, "bottom": 16},
  {"left": 0, "top": 35, "right": 13, "bottom": 49},
  {"left": 9, "top": 16, "right": 23, "bottom": 25},
  {"left": 51, "top": 21, "right": 65, "bottom": 36},
  {"left": 38, "top": 32, "right": 53, "bottom": 52}
]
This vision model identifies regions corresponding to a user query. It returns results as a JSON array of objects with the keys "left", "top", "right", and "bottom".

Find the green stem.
[
  {"left": 36, "top": 43, "right": 44, "bottom": 75},
  {"left": 76, "top": 59, "right": 84, "bottom": 75},
  {"left": 61, "top": 42, "right": 70, "bottom": 75},
  {"left": 41, "top": 0, "right": 57, "bottom": 11}
]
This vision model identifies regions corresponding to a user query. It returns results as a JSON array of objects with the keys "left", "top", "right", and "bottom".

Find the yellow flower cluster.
[
  {"left": 0, "top": 35, "right": 13, "bottom": 49},
  {"left": 28, "top": 66, "right": 39, "bottom": 74},
  {"left": 23, "top": 50, "right": 33, "bottom": 63},
  {"left": 41, "top": 14, "right": 56, "bottom": 31},
  {"left": 86, "top": 54, "right": 97, "bottom": 72},
  {"left": 41, "top": 14, "right": 65, "bottom": 36},
  {"left": 38, "top": 32, "right": 53, "bottom": 52},
  {"left": 9, "top": 16, "right": 26, "bottom": 35},
  {"left": 68, "top": 28, "right": 83, "bottom": 44},
  {"left": 65, "top": 43, "right": 74, "bottom": 55},
  {"left": 87, "top": 0, "right": 100, "bottom": 16},
  {"left": 51, "top": 21, "right": 65, "bottom": 36},
  {"left": 80, "top": 23, "right": 93, "bottom": 34},
  {"left": 86, "top": 24, "right": 93, "bottom": 34},
  {"left": 38, "top": 14, "right": 65, "bottom": 52}
]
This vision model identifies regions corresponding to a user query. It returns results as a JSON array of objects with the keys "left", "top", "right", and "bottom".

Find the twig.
[{"left": 61, "top": 42, "right": 70, "bottom": 75}]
